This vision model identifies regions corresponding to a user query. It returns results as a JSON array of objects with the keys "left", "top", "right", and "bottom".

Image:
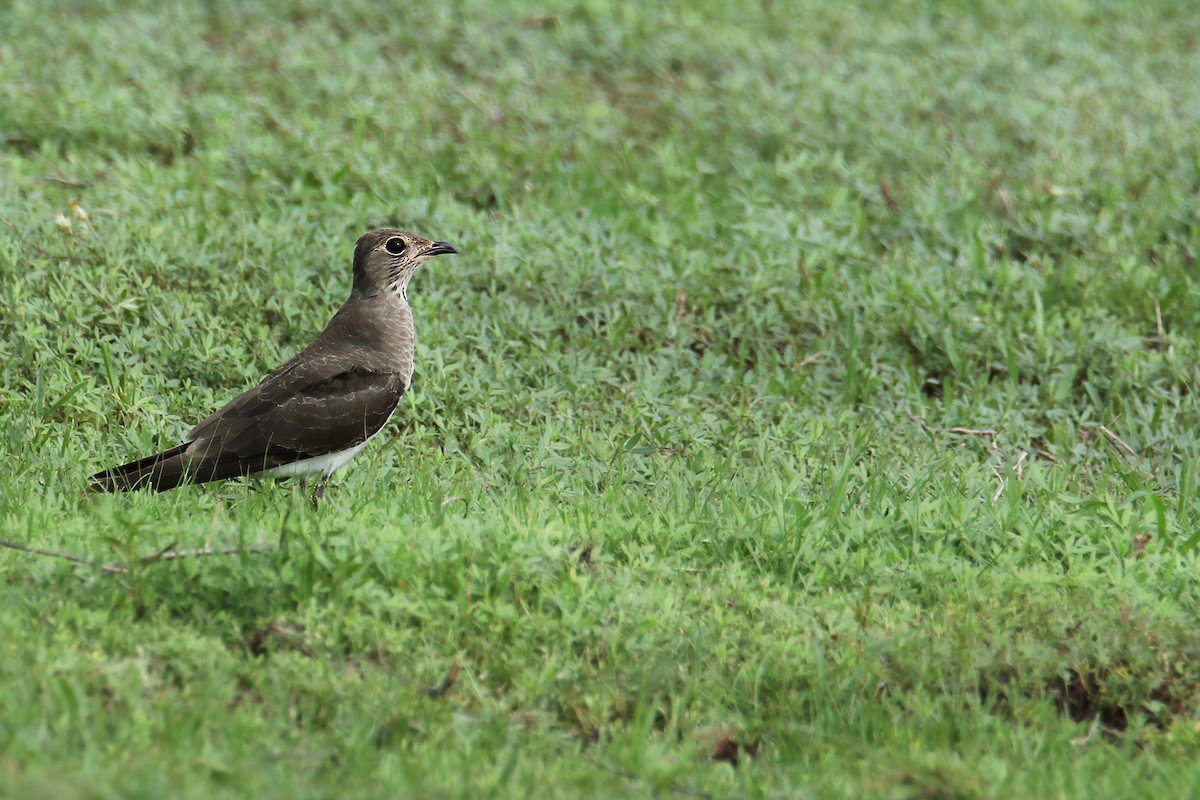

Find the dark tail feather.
[
  {"left": 88, "top": 443, "right": 194, "bottom": 492},
  {"left": 90, "top": 443, "right": 290, "bottom": 493}
]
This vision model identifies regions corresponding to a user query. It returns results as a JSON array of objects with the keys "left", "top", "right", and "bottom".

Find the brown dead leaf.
[
  {"left": 712, "top": 730, "right": 740, "bottom": 765},
  {"left": 879, "top": 180, "right": 899, "bottom": 213},
  {"left": 710, "top": 728, "right": 758, "bottom": 767},
  {"left": 522, "top": 14, "right": 558, "bottom": 29},
  {"left": 568, "top": 541, "right": 595, "bottom": 566},
  {"left": 244, "top": 621, "right": 310, "bottom": 657}
]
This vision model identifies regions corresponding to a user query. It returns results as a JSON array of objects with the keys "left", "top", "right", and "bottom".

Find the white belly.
[
  {"left": 261, "top": 403, "right": 398, "bottom": 480},
  {"left": 264, "top": 442, "right": 368, "bottom": 478}
]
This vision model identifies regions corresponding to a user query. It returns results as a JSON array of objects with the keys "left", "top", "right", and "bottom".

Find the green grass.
[{"left": 3, "top": 0, "right": 1200, "bottom": 796}]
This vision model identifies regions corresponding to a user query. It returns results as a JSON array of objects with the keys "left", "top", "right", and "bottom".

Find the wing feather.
[{"left": 186, "top": 362, "right": 405, "bottom": 466}]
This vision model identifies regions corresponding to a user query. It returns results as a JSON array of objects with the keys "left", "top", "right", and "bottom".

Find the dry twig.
[
  {"left": 1146, "top": 292, "right": 1168, "bottom": 352},
  {"left": 991, "top": 450, "right": 1029, "bottom": 503},
  {"left": 0, "top": 539, "right": 269, "bottom": 574},
  {"left": 990, "top": 467, "right": 1006, "bottom": 504},
  {"left": 1072, "top": 717, "right": 1101, "bottom": 747},
  {"left": 946, "top": 427, "right": 997, "bottom": 438},
  {"left": 38, "top": 174, "right": 91, "bottom": 188},
  {"left": 1013, "top": 450, "right": 1028, "bottom": 480},
  {"left": 0, "top": 540, "right": 100, "bottom": 569},
  {"left": 1097, "top": 425, "right": 1137, "bottom": 458},
  {"left": 105, "top": 544, "right": 269, "bottom": 573}
]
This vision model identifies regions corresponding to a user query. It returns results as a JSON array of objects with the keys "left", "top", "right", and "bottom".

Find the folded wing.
[{"left": 90, "top": 361, "right": 405, "bottom": 492}]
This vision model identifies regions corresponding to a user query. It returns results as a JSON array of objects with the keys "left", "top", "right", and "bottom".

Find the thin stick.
[
  {"left": 1145, "top": 291, "right": 1167, "bottom": 350},
  {"left": 154, "top": 541, "right": 181, "bottom": 559},
  {"left": 0, "top": 538, "right": 269, "bottom": 574},
  {"left": 37, "top": 174, "right": 91, "bottom": 188},
  {"left": 798, "top": 351, "right": 825, "bottom": 366},
  {"left": 946, "top": 427, "right": 997, "bottom": 437},
  {"left": 991, "top": 451, "right": 1030, "bottom": 503},
  {"left": 115, "top": 544, "right": 271, "bottom": 571},
  {"left": 1097, "top": 425, "right": 1137, "bottom": 458},
  {"left": 1072, "top": 716, "right": 1100, "bottom": 747},
  {"left": 991, "top": 467, "right": 1007, "bottom": 504},
  {"left": 946, "top": 426, "right": 1000, "bottom": 455},
  {"left": 0, "top": 539, "right": 102, "bottom": 569}
]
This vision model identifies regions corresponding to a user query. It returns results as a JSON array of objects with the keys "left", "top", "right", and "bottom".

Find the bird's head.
[{"left": 352, "top": 229, "right": 457, "bottom": 297}]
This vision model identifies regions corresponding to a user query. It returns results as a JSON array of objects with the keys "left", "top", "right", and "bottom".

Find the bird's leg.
[
  {"left": 299, "top": 476, "right": 308, "bottom": 496},
  {"left": 310, "top": 472, "right": 330, "bottom": 510}
]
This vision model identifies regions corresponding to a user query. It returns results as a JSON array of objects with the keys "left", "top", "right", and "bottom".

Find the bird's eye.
[{"left": 385, "top": 237, "right": 406, "bottom": 255}]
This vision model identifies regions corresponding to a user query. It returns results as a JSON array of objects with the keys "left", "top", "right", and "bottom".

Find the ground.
[{"left": 2, "top": 1, "right": 1200, "bottom": 797}]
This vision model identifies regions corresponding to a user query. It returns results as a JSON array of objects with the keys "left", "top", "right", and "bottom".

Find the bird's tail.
[{"left": 88, "top": 443, "right": 194, "bottom": 493}]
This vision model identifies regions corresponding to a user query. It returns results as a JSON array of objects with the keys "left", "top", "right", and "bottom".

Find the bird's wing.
[{"left": 186, "top": 357, "right": 405, "bottom": 466}]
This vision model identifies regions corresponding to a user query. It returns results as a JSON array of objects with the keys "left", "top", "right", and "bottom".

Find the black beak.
[{"left": 425, "top": 241, "right": 458, "bottom": 257}]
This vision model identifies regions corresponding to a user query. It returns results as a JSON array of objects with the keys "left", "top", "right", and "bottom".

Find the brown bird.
[{"left": 89, "top": 229, "right": 457, "bottom": 507}]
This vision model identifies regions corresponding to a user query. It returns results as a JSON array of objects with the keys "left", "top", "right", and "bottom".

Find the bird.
[{"left": 89, "top": 228, "right": 457, "bottom": 508}]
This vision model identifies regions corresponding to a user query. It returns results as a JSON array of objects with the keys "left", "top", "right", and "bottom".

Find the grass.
[{"left": 2, "top": 0, "right": 1200, "bottom": 796}]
